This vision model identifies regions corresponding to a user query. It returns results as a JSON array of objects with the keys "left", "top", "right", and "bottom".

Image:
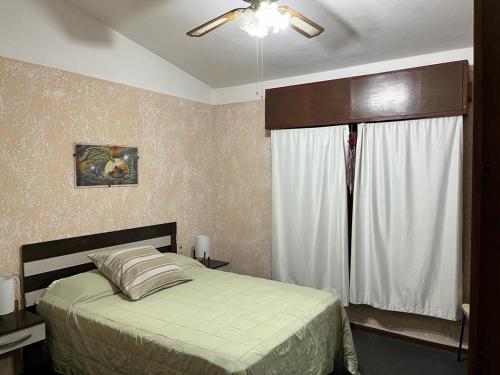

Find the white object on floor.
[
  {"left": 462, "top": 303, "right": 470, "bottom": 319},
  {"left": 350, "top": 116, "right": 463, "bottom": 320},
  {"left": 271, "top": 126, "right": 350, "bottom": 305},
  {"left": 458, "top": 303, "right": 470, "bottom": 360}
]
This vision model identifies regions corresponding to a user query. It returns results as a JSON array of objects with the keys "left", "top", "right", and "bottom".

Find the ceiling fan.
[{"left": 187, "top": 0, "right": 325, "bottom": 39}]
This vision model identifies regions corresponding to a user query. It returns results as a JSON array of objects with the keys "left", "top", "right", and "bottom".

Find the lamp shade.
[
  {"left": 0, "top": 276, "right": 15, "bottom": 316},
  {"left": 195, "top": 235, "right": 210, "bottom": 258}
]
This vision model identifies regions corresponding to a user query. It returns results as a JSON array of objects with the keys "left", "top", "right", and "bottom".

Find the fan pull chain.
[
  {"left": 260, "top": 38, "right": 264, "bottom": 100},
  {"left": 255, "top": 37, "right": 265, "bottom": 99},
  {"left": 255, "top": 36, "right": 259, "bottom": 97}
]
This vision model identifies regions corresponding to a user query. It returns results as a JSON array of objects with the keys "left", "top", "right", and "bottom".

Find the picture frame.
[{"left": 74, "top": 144, "right": 139, "bottom": 188}]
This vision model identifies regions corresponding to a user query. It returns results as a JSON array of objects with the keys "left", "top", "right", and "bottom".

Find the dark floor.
[{"left": 338, "top": 330, "right": 467, "bottom": 375}]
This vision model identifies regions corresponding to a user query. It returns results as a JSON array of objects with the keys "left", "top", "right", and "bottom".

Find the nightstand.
[
  {"left": 0, "top": 310, "right": 46, "bottom": 374},
  {"left": 196, "top": 258, "right": 230, "bottom": 271}
]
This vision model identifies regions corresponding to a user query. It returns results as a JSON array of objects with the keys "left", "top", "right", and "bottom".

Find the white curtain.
[
  {"left": 350, "top": 116, "right": 463, "bottom": 320},
  {"left": 272, "top": 126, "right": 350, "bottom": 305}
]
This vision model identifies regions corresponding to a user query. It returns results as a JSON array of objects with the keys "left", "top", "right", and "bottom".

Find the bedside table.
[
  {"left": 196, "top": 258, "right": 230, "bottom": 271},
  {"left": 0, "top": 310, "right": 46, "bottom": 374}
]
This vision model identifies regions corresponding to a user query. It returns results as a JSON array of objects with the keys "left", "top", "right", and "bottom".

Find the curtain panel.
[
  {"left": 271, "top": 126, "right": 350, "bottom": 305},
  {"left": 350, "top": 116, "right": 463, "bottom": 320}
]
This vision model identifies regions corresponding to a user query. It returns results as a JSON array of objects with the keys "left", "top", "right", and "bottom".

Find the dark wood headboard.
[{"left": 21, "top": 222, "right": 177, "bottom": 308}]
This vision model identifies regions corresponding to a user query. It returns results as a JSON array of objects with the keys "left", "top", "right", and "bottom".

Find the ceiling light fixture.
[
  {"left": 189, "top": 18, "right": 229, "bottom": 37},
  {"left": 237, "top": 1, "right": 290, "bottom": 38},
  {"left": 187, "top": 0, "right": 324, "bottom": 39}
]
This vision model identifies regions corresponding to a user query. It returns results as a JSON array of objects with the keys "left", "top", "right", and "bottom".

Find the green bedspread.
[{"left": 38, "top": 253, "right": 358, "bottom": 375}]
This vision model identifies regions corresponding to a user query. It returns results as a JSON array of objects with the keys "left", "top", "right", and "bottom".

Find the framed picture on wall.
[{"left": 74, "top": 144, "right": 139, "bottom": 187}]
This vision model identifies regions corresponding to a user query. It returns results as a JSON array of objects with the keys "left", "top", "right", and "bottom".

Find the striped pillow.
[{"left": 88, "top": 246, "right": 192, "bottom": 300}]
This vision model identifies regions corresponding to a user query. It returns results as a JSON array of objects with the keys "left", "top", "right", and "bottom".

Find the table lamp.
[
  {"left": 0, "top": 276, "right": 16, "bottom": 318},
  {"left": 195, "top": 235, "right": 210, "bottom": 264}
]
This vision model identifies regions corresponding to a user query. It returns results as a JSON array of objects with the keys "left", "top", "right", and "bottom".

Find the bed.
[{"left": 21, "top": 223, "right": 359, "bottom": 375}]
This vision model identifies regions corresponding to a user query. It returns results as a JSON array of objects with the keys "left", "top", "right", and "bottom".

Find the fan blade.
[
  {"left": 187, "top": 8, "right": 245, "bottom": 37},
  {"left": 279, "top": 6, "right": 325, "bottom": 38}
]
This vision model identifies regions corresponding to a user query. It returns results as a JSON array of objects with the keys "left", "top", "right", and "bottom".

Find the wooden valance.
[{"left": 265, "top": 60, "right": 470, "bottom": 130}]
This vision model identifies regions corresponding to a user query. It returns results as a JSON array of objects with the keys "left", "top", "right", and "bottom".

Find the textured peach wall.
[
  {"left": 0, "top": 56, "right": 216, "bottom": 280},
  {"left": 212, "top": 101, "right": 271, "bottom": 278}
]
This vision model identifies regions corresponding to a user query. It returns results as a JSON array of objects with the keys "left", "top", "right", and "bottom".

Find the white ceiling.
[{"left": 65, "top": 0, "right": 473, "bottom": 89}]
